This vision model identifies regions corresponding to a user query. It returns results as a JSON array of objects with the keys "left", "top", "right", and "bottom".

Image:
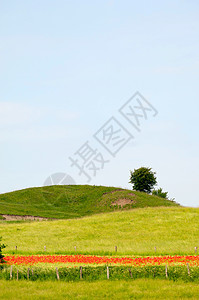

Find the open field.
[
  {"left": 0, "top": 185, "right": 178, "bottom": 219},
  {"left": 1, "top": 279, "right": 199, "bottom": 299},
  {"left": 0, "top": 185, "right": 197, "bottom": 298},
  {"left": 1, "top": 207, "right": 199, "bottom": 256}
]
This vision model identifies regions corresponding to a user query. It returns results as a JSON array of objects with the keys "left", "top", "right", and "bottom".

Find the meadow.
[
  {"left": 0, "top": 185, "right": 198, "bottom": 299},
  {"left": 1, "top": 207, "right": 198, "bottom": 256},
  {"left": 1, "top": 279, "right": 199, "bottom": 299}
]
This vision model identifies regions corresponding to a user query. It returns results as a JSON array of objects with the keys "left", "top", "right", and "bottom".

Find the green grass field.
[
  {"left": 0, "top": 185, "right": 197, "bottom": 299},
  {"left": 0, "top": 185, "right": 178, "bottom": 219},
  {"left": 1, "top": 207, "right": 198, "bottom": 255},
  {"left": 1, "top": 279, "right": 199, "bottom": 299}
]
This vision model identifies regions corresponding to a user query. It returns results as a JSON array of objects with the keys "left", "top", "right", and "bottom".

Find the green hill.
[{"left": 0, "top": 185, "right": 179, "bottom": 219}]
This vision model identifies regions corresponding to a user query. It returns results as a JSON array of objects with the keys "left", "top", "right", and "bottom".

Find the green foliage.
[
  {"left": 152, "top": 188, "right": 168, "bottom": 199},
  {"left": 0, "top": 237, "right": 6, "bottom": 263},
  {"left": 0, "top": 185, "right": 177, "bottom": 220},
  {"left": 1, "top": 265, "right": 199, "bottom": 282},
  {"left": 129, "top": 167, "right": 157, "bottom": 193}
]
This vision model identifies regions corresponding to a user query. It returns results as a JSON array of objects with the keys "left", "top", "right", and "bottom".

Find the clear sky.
[{"left": 1, "top": 0, "right": 199, "bottom": 207}]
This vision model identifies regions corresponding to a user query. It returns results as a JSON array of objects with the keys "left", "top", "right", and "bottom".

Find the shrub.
[
  {"left": 0, "top": 237, "right": 6, "bottom": 263},
  {"left": 152, "top": 188, "right": 168, "bottom": 199}
]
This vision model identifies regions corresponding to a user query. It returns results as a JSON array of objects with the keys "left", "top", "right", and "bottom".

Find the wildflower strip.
[{"left": 3, "top": 255, "right": 199, "bottom": 266}]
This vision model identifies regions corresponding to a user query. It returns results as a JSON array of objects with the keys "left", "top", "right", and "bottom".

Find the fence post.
[
  {"left": 165, "top": 264, "right": 168, "bottom": 278},
  {"left": 10, "top": 266, "right": 13, "bottom": 280},
  {"left": 115, "top": 246, "right": 117, "bottom": 252},
  {"left": 44, "top": 246, "right": 46, "bottom": 252},
  {"left": 74, "top": 246, "right": 77, "bottom": 251},
  {"left": 17, "top": 269, "right": 19, "bottom": 281},
  {"left": 107, "top": 266, "right": 109, "bottom": 280},
  {"left": 15, "top": 246, "right": 17, "bottom": 251},
  {"left": 187, "top": 263, "right": 190, "bottom": 276},
  {"left": 80, "top": 266, "right": 82, "bottom": 280},
  {"left": 195, "top": 247, "right": 197, "bottom": 254},
  {"left": 129, "top": 268, "right": 133, "bottom": 278},
  {"left": 56, "top": 267, "right": 60, "bottom": 280},
  {"left": 27, "top": 268, "right": 30, "bottom": 280}
]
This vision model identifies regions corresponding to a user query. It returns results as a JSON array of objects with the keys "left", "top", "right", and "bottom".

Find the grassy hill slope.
[
  {"left": 0, "top": 185, "right": 179, "bottom": 219},
  {"left": 1, "top": 207, "right": 198, "bottom": 256}
]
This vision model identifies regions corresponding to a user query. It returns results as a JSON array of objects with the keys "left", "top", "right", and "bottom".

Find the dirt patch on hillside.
[
  {"left": 101, "top": 190, "right": 136, "bottom": 208},
  {"left": 1, "top": 214, "right": 49, "bottom": 221},
  {"left": 111, "top": 198, "right": 136, "bottom": 207}
]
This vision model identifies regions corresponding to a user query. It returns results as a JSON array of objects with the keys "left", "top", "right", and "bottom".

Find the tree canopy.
[{"left": 129, "top": 167, "right": 157, "bottom": 193}]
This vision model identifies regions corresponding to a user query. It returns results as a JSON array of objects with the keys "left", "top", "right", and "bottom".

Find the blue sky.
[{"left": 1, "top": 0, "right": 199, "bottom": 206}]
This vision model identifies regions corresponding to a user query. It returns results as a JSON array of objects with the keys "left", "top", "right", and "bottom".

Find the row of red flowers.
[{"left": 3, "top": 255, "right": 199, "bottom": 266}]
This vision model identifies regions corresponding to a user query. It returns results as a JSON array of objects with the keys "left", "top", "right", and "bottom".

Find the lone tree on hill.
[{"left": 129, "top": 167, "right": 157, "bottom": 193}]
